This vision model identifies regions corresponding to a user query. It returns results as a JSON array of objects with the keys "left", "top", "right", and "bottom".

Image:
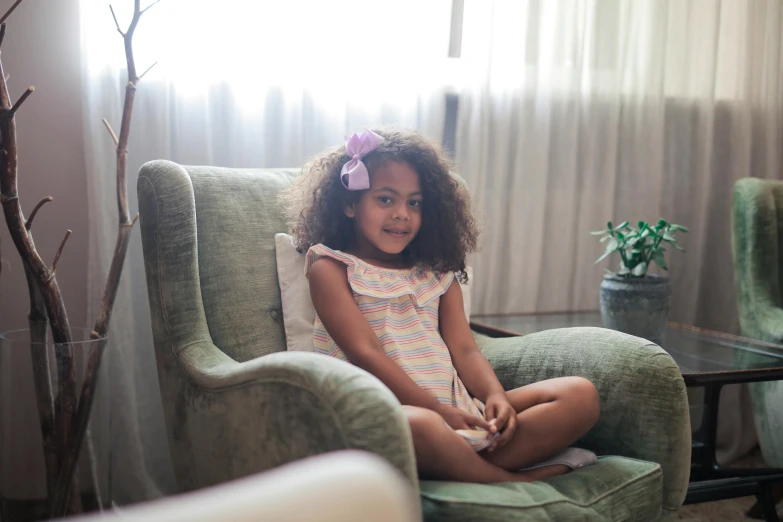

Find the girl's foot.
[
  {"left": 504, "top": 448, "right": 597, "bottom": 482},
  {"left": 521, "top": 447, "right": 597, "bottom": 471}
]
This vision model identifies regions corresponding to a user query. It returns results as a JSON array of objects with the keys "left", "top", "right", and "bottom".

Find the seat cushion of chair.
[{"left": 420, "top": 456, "right": 662, "bottom": 522}]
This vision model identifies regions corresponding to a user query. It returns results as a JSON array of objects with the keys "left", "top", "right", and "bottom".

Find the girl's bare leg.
[
  {"left": 404, "top": 406, "right": 570, "bottom": 483},
  {"left": 482, "top": 377, "right": 600, "bottom": 471}
]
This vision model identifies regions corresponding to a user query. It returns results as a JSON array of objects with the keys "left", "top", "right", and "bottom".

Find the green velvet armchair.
[
  {"left": 732, "top": 177, "right": 783, "bottom": 467},
  {"left": 137, "top": 159, "right": 691, "bottom": 521}
]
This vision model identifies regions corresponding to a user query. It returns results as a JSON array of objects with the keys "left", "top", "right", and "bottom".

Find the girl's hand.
[
  {"left": 436, "top": 404, "right": 496, "bottom": 433},
  {"left": 484, "top": 393, "right": 517, "bottom": 452}
]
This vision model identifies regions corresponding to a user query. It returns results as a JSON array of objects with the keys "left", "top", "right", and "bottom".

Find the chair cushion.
[{"left": 420, "top": 456, "right": 662, "bottom": 522}]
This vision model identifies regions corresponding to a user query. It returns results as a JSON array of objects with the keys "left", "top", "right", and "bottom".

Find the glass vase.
[{"left": 0, "top": 327, "right": 111, "bottom": 521}]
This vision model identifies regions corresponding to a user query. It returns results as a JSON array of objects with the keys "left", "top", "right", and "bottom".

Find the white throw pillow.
[
  {"left": 274, "top": 233, "right": 473, "bottom": 352},
  {"left": 275, "top": 233, "right": 318, "bottom": 352}
]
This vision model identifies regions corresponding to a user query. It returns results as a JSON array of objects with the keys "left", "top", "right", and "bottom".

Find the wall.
[{"left": 0, "top": 0, "right": 88, "bottom": 331}]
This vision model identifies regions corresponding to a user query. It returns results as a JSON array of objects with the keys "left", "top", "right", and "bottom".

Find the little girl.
[{"left": 283, "top": 129, "right": 600, "bottom": 483}]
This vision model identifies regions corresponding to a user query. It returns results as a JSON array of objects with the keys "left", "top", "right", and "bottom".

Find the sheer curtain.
[
  {"left": 454, "top": 0, "right": 782, "bottom": 463},
  {"left": 78, "top": 0, "right": 451, "bottom": 502},
  {"left": 456, "top": 0, "right": 783, "bottom": 324}
]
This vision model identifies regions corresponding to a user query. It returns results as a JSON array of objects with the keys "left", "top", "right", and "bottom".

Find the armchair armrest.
[
  {"left": 475, "top": 326, "right": 690, "bottom": 516},
  {"left": 175, "top": 342, "right": 418, "bottom": 494}
]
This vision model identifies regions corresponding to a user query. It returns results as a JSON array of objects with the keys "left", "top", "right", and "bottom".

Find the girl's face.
[{"left": 344, "top": 160, "right": 423, "bottom": 261}]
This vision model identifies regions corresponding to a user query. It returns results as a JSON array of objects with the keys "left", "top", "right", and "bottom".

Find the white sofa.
[{"left": 69, "top": 451, "right": 420, "bottom": 522}]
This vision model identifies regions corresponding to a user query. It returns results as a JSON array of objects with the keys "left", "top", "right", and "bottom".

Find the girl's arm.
[
  {"left": 439, "top": 280, "right": 506, "bottom": 403},
  {"left": 310, "top": 257, "right": 488, "bottom": 425}
]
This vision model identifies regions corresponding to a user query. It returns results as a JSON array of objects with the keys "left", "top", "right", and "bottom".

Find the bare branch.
[
  {"left": 25, "top": 196, "right": 53, "bottom": 230},
  {"left": 109, "top": 5, "right": 124, "bottom": 36},
  {"left": 0, "top": 4, "right": 83, "bottom": 513},
  {"left": 140, "top": 0, "right": 160, "bottom": 16},
  {"left": 0, "top": 0, "right": 25, "bottom": 25},
  {"left": 123, "top": 6, "right": 142, "bottom": 81},
  {"left": 25, "top": 259, "right": 58, "bottom": 501},
  {"left": 138, "top": 61, "right": 158, "bottom": 80},
  {"left": 0, "top": 46, "right": 10, "bottom": 110},
  {"left": 0, "top": 23, "right": 6, "bottom": 49},
  {"left": 0, "top": 58, "right": 72, "bottom": 342},
  {"left": 1, "top": 57, "right": 77, "bottom": 510},
  {"left": 101, "top": 118, "right": 119, "bottom": 147},
  {"left": 51, "top": 0, "right": 155, "bottom": 514},
  {"left": 51, "top": 230, "right": 71, "bottom": 274},
  {"left": 10, "top": 86, "right": 34, "bottom": 115}
]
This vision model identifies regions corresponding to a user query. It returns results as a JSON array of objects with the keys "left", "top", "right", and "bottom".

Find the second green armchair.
[{"left": 732, "top": 177, "right": 783, "bottom": 467}]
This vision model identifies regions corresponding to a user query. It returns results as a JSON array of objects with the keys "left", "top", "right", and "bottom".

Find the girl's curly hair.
[{"left": 280, "top": 129, "right": 479, "bottom": 283}]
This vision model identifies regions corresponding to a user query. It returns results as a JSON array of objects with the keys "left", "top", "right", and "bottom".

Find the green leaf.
[
  {"left": 637, "top": 221, "right": 645, "bottom": 229},
  {"left": 670, "top": 224, "right": 689, "bottom": 233},
  {"left": 640, "top": 228, "right": 650, "bottom": 238},
  {"left": 663, "top": 232, "right": 676, "bottom": 242},
  {"left": 614, "top": 221, "right": 629, "bottom": 231},
  {"left": 616, "top": 231, "right": 625, "bottom": 241},
  {"left": 670, "top": 242, "right": 684, "bottom": 251},
  {"left": 595, "top": 251, "right": 613, "bottom": 264},
  {"left": 607, "top": 221, "right": 613, "bottom": 230},
  {"left": 658, "top": 218, "right": 668, "bottom": 227},
  {"left": 590, "top": 230, "right": 607, "bottom": 236},
  {"left": 652, "top": 249, "right": 668, "bottom": 270},
  {"left": 631, "top": 261, "right": 648, "bottom": 276},
  {"left": 618, "top": 264, "right": 630, "bottom": 275},
  {"left": 595, "top": 238, "right": 619, "bottom": 264},
  {"left": 600, "top": 235, "right": 612, "bottom": 242}
]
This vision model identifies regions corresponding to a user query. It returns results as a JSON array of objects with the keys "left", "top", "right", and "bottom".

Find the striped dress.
[{"left": 305, "top": 243, "right": 494, "bottom": 451}]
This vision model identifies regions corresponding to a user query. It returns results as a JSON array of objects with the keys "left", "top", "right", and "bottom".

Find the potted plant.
[{"left": 591, "top": 219, "right": 688, "bottom": 341}]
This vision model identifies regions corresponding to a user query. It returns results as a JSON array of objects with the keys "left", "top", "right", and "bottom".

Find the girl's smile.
[{"left": 383, "top": 227, "right": 411, "bottom": 238}]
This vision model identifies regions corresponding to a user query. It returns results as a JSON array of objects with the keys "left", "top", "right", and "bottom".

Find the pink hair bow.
[{"left": 340, "top": 129, "right": 385, "bottom": 190}]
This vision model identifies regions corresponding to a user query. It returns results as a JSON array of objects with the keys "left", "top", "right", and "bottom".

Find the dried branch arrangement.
[{"left": 0, "top": 0, "right": 157, "bottom": 516}]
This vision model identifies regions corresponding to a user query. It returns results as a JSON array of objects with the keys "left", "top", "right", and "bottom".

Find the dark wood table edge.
[
  {"left": 470, "top": 321, "right": 523, "bottom": 338},
  {"left": 471, "top": 314, "right": 783, "bottom": 349},
  {"left": 469, "top": 318, "right": 783, "bottom": 385}
]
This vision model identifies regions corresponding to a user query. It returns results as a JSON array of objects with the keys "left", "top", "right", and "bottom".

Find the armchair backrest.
[
  {"left": 138, "top": 160, "right": 298, "bottom": 362},
  {"left": 731, "top": 177, "right": 783, "bottom": 339}
]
